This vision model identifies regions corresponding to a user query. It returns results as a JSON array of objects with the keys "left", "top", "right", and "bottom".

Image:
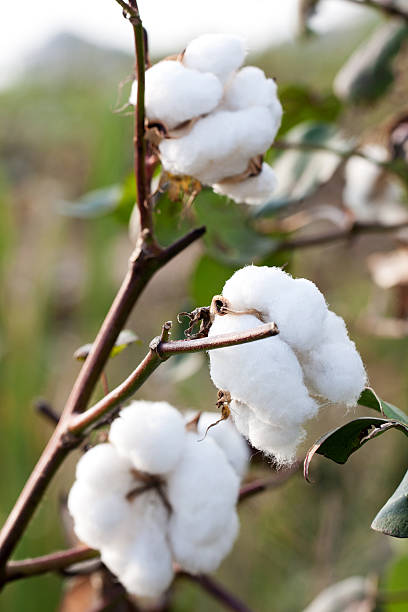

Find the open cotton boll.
[
  {"left": 159, "top": 106, "right": 276, "bottom": 184},
  {"left": 130, "top": 61, "right": 223, "bottom": 130},
  {"left": 75, "top": 443, "right": 134, "bottom": 495},
  {"left": 212, "top": 163, "right": 278, "bottom": 205},
  {"left": 168, "top": 433, "right": 239, "bottom": 548},
  {"left": 209, "top": 313, "right": 319, "bottom": 427},
  {"left": 184, "top": 411, "right": 249, "bottom": 479},
  {"left": 303, "top": 340, "right": 366, "bottom": 406},
  {"left": 173, "top": 510, "right": 240, "bottom": 574},
  {"left": 182, "top": 33, "right": 246, "bottom": 83},
  {"left": 109, "top": 401, "right": 186, "bottom": 475}
]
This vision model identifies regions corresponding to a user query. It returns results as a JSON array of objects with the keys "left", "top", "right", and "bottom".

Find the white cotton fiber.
[
  {"left": 212, "top": 163, "right": 278, "bottom": 205},
  {"left": 130, "top": 61, "right": 223, "bottom": 130},
  {"left": 159, "top": 106, "right": 277, "bottom": 184},
  {"left": 230, "top": 400, "right": 304, "bottom": 464},
  {"left": 174, "top": 510, "right": 240, "bottom": 574},
  {"left": 209, "top": 313, "right": 319, "bottom": 427},
  {"left": 184, "top": 410, "right": 249, "bottom": 479},
  {"left": 182, "top": 34, "right": 246, "bottom": 83},
  {"left": 168, "top": 433, "right": 239, "bottom": 565},
  {"left": 75, "top": 443, "right": 134, "bottom": 495},
  {"left": 68, "top": 481, "right": 131, "bottom": 549},
  {"left": 117, "top": 491, "right": 173, "bottom": 599},
  {"left": 303, "top": 339, "right": 366, "bottom": 406},
  {"left": 109, "top": 400, "right": 186, "bottom": 475},
  {"left": 222, "top": 266, "right": 328, "bottom": 352},
  {"left": 223, "top": 67, "right": 283, "bottom": 134}
]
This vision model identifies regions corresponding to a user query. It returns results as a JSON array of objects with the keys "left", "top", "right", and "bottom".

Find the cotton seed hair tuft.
[
  {"left": 130, "top": 34, "right": 282, "bottom": 205},
  {"left": 208, "top": 265, "right": 367, "bottom": 465},
  {"left": 68, "top": 401, "right": 248, "bottom": 600}
]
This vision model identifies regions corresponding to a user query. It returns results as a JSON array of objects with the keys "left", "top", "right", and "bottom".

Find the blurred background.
[{"left": 1, "top": 0, "right": 408, "bottom": 610}]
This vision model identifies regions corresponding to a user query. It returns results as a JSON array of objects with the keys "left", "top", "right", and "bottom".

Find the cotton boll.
[
  {"left": 174, "top": 510, "right": 240, "bottom": 574},
  {"left": 109, "top": 401, "right": 186, "bottom": 475},
  {"left": 230, "top": 399, "right": 251, "bottom": 438},
  {"left": 302, "top": 341, "right": 366, "bottom": 406},
  {"left": 209, "top": 313, "right": 319, "bottom": 427},
  {"left": 182, "top": 34, "right": 246, "bottom": 83},
  {"left": 159, "top": 106, "right": 276, "bottom": 184},
  {"left": 168, "top": 433, "right": 240, "bottom": 549},
  {"left": 321, "top": 310, "right": 349, "bottom": 344},
  {"left": 184, "top": 410, "right": 249, "bottom": 479},
  {"left": 212, "top": 163, "right": 278, "bottom": 205},
  {"left": 129, "top": 61, "right": 222, "bottom": 130},
  {"left": 75, "top": 444, "right": 134, "bottom": 496}
]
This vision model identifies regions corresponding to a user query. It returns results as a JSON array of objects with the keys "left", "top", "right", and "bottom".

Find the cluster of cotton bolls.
[
  {"left": 68, "top": 401, "right": 248, "bottom": 599},
  {"left": 208, "top": 265, "right": 367, "bottom": 465},
  {"left": 129, "top": 33, "right": 282, "bottom": 205}
]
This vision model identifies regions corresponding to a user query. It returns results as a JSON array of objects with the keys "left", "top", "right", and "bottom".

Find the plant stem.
[
  {"left": 179, "top": 572, "right": 253, "bottom": 612},
  {"left": 68, "top": 322, "right": 278, "bottom": 436},
  {"left": 272, "top": 218, "right": 408, "bottom": 253},
  {"left": 238, "top": 463, "right": 301, "bottom": 502},
  {"left": 5, "top": 546, "right": 98, "bottom": 582}
]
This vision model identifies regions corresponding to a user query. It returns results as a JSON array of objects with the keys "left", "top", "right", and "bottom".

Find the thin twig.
[
  {"left": 34, "top": 400, "right": 60, "bottom": 426},
  {"left": 5, "top": 546, "right": 98, "bottom": 582},
  {"left": 238, "top": 463, "right": 301, "bottom": 503},
  {"left": 343, "top": 0, "right": 408, "bottom": 22},
  {"left": 179, "top": 572, "right": 253, "bottom": 612},
  {"left": 272, "top": 218, "right": 408, "bottom": 253},
  {"left": 68, "top": 322, "right": 279, "bottom": 436}
]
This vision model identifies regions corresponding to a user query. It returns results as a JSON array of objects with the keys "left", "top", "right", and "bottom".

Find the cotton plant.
[
  {"left": 68, "top": 401, "right": 249, "bottom": 600},
  {"left": 130, "top": 33, "right": 282, "bottom": 205},
  {"left": 208, "top": 265, "right": 367, "bottom": 464}
]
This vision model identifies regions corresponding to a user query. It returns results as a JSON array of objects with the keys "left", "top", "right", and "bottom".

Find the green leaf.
[
  {"left": 358, "top": 387, "right": 408, "bottom": 425},
  {"left": 278, "top": 84, "right": 342, "bottom": 136},
  {"left": 383, "top": 555, "right": 408, "bottom": 610},
  {"left": 194, "top": 190, "right": 277, "bottom": 265},
  {"left": 190, "top": 255, "right": 238, "bottom": 306},
  {"left": 372, "top": 469, "right": 408, "bottom": 538},
  {"left": 304, "top": 417, "right": 408, "bottom": 481},
  {"left": 74, "top": 329, "right": 141, "bottom": 361},
  {"left": 57, "top": 185, "right": 122, "bottom": 218},
  {"left": 334, "top": 22, "right": 408, "bottom": 104},
  {"left": 256, "top": 122, "right": 351, "bottom": 218}
]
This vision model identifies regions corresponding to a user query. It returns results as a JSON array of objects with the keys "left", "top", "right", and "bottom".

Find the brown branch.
[
  {"left": 238, "top": 462, "right": 301, "bottom": 502},
  {"left": 5, "top": 546, "right": 98, "bottom": 583},
  {"left": 343, "top": 0, "right": 408, "bottom": 22},
  {"left": 178, "top": 572, "right": 253, "bottom": 612},
  {"left": 68, "top": 322, "right": 278, "bottom": 436},
  {"left": 0, "top": 227, "right": 204, "bottom": 573},
  {"left": 272, "top": 219, "right": 408, "bottom": 253}
]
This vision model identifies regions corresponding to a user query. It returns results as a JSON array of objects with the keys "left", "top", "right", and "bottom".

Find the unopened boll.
[
  {"left": 208, "top": 265, "right": 366, "bottom": 464},
  {"left": 130, "top": 33, "right": 282, "bottom": 204},
  {"left": 68, "top": 400, "right": 244, "bottom": 600}
]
